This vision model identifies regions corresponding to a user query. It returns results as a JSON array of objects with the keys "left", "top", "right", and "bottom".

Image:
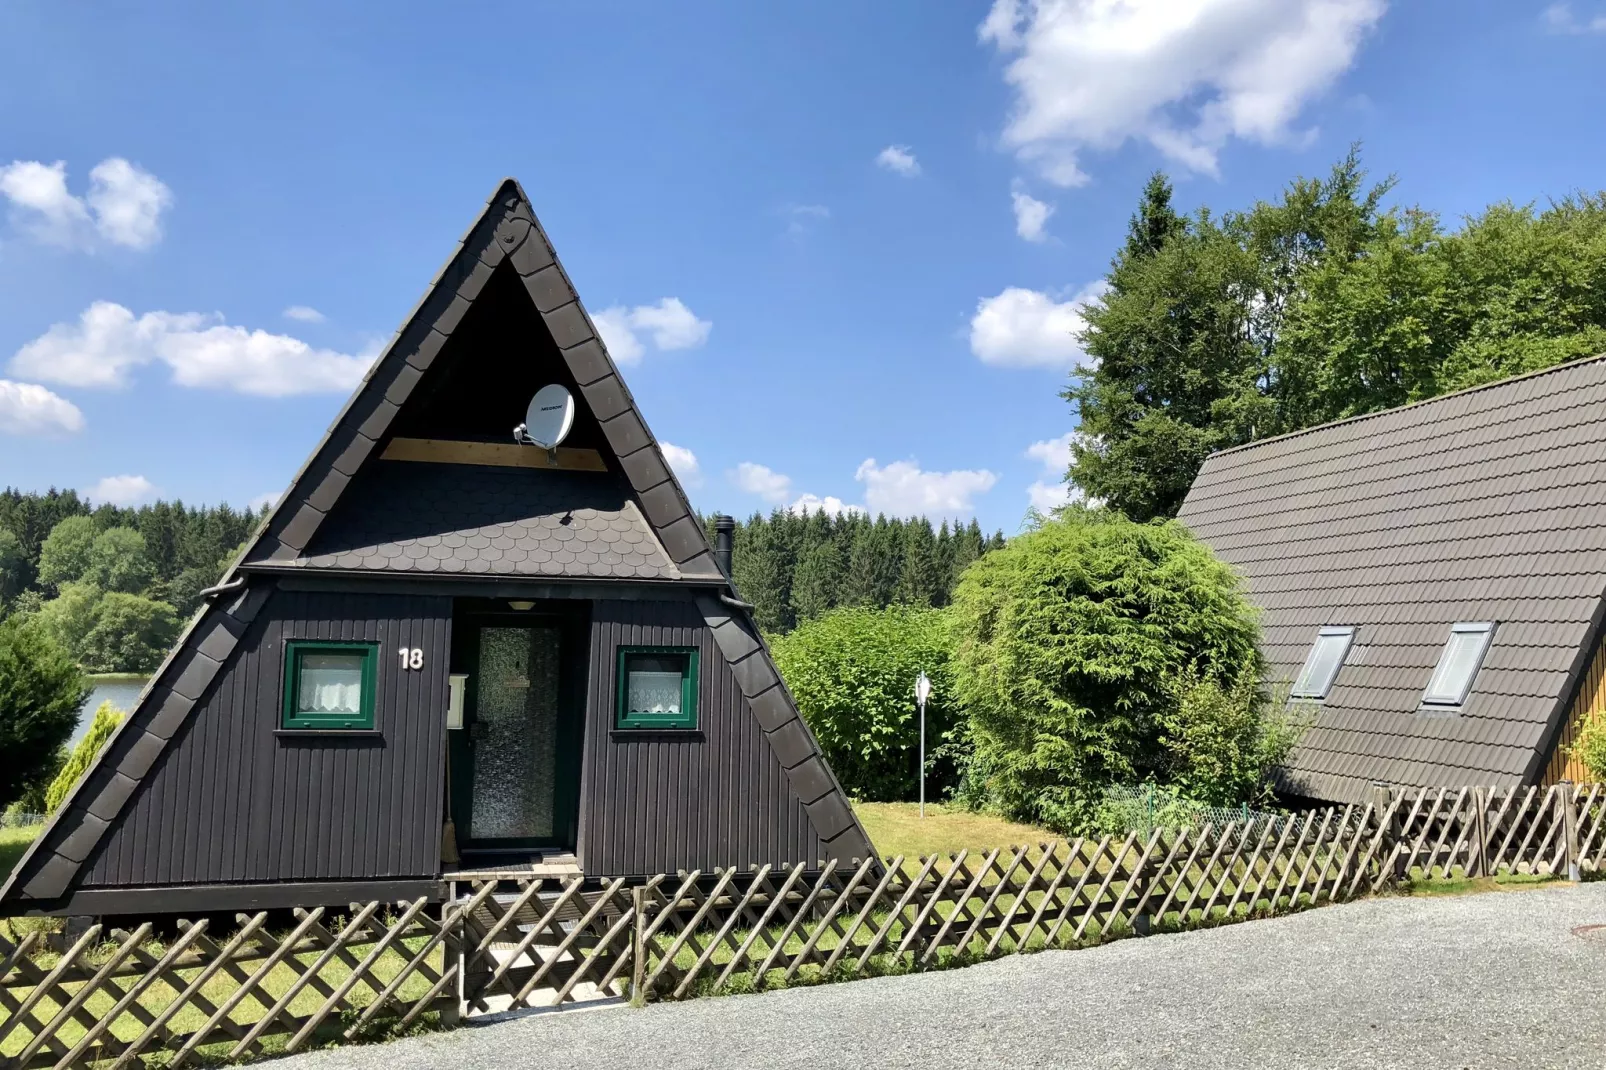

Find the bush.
[
  {"left": 948, "top": 510, "right": 1262, "bottom": 833},
  {"left": 1157, "top": 669, "right": 1304, "bottom": 806},
  {"left": 45, "top": 701, "right": 123, "bottom": 814},
  {"left": 0, "top": 615, "right": 89, "bottom": 809},
  {"left": 770, "top": 605, "right": 957, "bottom": 801},
  {"left": 1568, "top": 713, "right": 1606, "bottom": 781}
]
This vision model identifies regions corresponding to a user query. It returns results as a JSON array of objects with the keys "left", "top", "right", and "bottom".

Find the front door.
[{"left": 450, "top": 612, "right": 586, "bottom": 854}]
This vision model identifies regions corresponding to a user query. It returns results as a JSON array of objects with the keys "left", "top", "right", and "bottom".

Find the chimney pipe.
[{"left": 713, "top": 514, "right": 735, "bottom": 579}]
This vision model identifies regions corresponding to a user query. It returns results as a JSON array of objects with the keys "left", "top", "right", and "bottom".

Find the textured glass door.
[{"left": 468, "top": 626, "right": 561, "bottom": 841}]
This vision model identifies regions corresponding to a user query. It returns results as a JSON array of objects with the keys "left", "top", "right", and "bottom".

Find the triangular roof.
[
  {"left": 1177, "top": 354, "right": 1606, "bottom": 803},
  {"left": 3, "top": 180, "right": 870, "bottom": 909}
]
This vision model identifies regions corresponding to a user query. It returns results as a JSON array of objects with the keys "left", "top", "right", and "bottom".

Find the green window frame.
[
  {"left": 615, "top": 646, "right": 699, "bottom": 730},
  {"left": 282, "top": 640, "right": 378, "bottom": 730}
]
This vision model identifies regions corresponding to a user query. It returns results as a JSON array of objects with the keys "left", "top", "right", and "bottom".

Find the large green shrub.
[
  {"left": 948, "top": 511, "right": 1262, "bottom": 832},
  {"left": 770, "top": 605, "right": 957, "bottom": 802},
  {"left": 1157, "top": 669, "right": 1304, "bottom": 806},
  {"left": 0, "top": 615, "right": 89, "bottom": 809},
  {"left": 45, "top": 701, "right": 123, "bottom": 814}
]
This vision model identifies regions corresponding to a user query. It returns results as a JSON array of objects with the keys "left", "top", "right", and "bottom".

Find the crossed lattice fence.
[
  {"left": 1375, "top": 781, "right": 1606, "bottom": 880},
  {"left": 3, "top": 783, "right": 1599, "bottom": 1067},
  {"left": 0, "top": 899, "right": 457, "bottom": 1070}
]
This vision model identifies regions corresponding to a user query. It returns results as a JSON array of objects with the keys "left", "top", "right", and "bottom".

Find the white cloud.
[
  {"left": 789, "top": 494, "right": 864, "bottom": 518},
  {"left": 784, "top": 203, "right": 831, "bottom": 237},
  {"left": 88, "top": 474, "right": 157, "bottom": 507},
  {"left": 1025, "top": 431, "right": 1080, "bottom": 511},
  {"left": 593, "top": 298, "right": 711, "bottom": 365},
  {"left": 591, "top": 307, "right": 643, "bottom": 363},
  {"left": 979, "top": 0, "right": 1386, "bottom": 184},
  {"left": 875, "top": 145, "right": 921, "bottom": 176},
  {"left": 1011, "top": 186, "right": 1054, "bottom": 242},
  {"left": 1027, "top": 480, "right": 1075, "bottom": 511},
  {"left": 10, "top": 301, "right": 375, "bottom": 396},
  {"left": 855, "top": 458, "right": 997, "bottom": 518},
  {"left": 1544, "top": 3, "right": 1606, "bottom": 32},
  {"left": 0, "top": 379, "right": 83, "bottom": 436},
  {"left": 1025, "top": 430, "right": 1076, "bottom": 475},
  {"left": 731, "top": 462, "right": 793, "bottom": 504},
  {"left": 249, "top": 490, "right": 283, "bottom": 512},
  {"left": 282, "top": 305, "right": 326, "bottom": 323},
  {"left": 84, "top": 159, "right": 172, "bottom": 249},
  {"left": 660, "top": 442, "right": 703, "bottom": 488},
  {"left": 0, "top": 157, "right": 171, "bottom": 249},
  {"left": 970, "top": 282, "right": 1105, "bottom": 369}
]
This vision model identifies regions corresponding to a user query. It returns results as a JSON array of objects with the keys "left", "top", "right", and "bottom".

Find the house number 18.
[{"left": 398, "top": 647, "right": 424, "bottom": 670}]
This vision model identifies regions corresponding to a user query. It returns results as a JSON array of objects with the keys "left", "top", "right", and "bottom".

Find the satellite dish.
[{"left": 514, "top": 384, "right": 575, "bottom": 450}]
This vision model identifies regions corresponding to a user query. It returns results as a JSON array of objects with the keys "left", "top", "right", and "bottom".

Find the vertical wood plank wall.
[
  {"left": 1545, "top": 634, "right": 1606, "bottom": 784},
  {"left": 80, "top": 588, "right": 452, "bottom": 888},
  {"left": 579, "top": 598, "right": 821, "bottom": 876}
]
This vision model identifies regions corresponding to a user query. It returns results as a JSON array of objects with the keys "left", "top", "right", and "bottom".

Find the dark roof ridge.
[{"left": 1204, "top": 352, "right": 1606, "bottom": 463}]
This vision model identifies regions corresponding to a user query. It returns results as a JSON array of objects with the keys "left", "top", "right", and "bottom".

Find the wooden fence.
[
  {"left": 3, "top": 782, "right": 1600, "bottom": 1067},
  {"left": 1373, "top": 780, "right": 1606, "bottom": 881},
  {"left": 0, "top": 900, "right": 456, "bottom": 1070}
]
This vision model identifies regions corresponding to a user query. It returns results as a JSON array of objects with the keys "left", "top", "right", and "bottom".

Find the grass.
[
  {"left": 1403, "top": 869, "right": 1561, "bottom": 897},
  {"left": 853, "top": 801, "right": 1055, "bottom": 860},
  {"left": 84, "top": 672, "right": 149, "bottom": 682},
  {"left": 0, "top": 823, "right": 41, "bottom": 882}
]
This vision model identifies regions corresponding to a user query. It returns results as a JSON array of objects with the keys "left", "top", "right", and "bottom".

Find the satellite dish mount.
[{"left": 513, "top": 384, "right": 576, "bottom": 465}]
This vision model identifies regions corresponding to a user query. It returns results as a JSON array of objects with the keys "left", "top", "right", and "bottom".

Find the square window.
[
  {"left": 616, "top": 647, "right": 698, "bottom": 729},
  {"left": 1422, "top": 622, "right": 1495, "bottom": 707},
  {"left": 282, "top": 641, "right": 377, "bottom": 730},
  {"left": 1290, "top": 627, "right": 1354, "bottom": 700}
]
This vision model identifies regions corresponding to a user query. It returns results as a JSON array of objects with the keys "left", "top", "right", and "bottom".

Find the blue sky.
[{"left": 0, "top": 1, "right": 1603, "bottom": 534}]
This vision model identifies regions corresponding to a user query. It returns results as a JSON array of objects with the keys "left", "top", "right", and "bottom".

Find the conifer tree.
[
  {"left": 895, "top": 518, "right": 941, "bottom": 607},
  {"left": 730, "top": 512, "right": 795, "bottom": 634},
  {"left": 791, "top": 538, "right": 844, "bottom": 622}
]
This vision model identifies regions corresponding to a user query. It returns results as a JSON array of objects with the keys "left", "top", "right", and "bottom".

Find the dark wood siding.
[
  {"left": 579, "top": 598, "right": 820, "bottom": 875},
  {"left": 81, "top": 589, "right": 451, "bottom": 888}
]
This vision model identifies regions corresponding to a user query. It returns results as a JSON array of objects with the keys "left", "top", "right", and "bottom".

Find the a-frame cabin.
[{"left": 1, "top": 180, "right": 872, "bottom": 916}]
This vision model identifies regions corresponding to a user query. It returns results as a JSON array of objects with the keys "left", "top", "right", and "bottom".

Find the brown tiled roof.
[
  {"left": 294, "top": 461, "right": 679, "bottom": 579},
  {"left": 1176, "top": 355, "right": 1606, "bottom": 803}
]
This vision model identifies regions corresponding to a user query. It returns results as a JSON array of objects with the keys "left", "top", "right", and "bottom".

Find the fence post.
[
  {"left": 631, "top": 885, "right": 647, "bottom": 1003},
  {"left": 1371, "top": 782, "right": 1402, "bottom": 887},
  {"left": 1560, "top": 780, "right": 1581, "bottom": 882},
  {"left": 440, "top": 895, "right": 463, "bottom": 1028},
  {"left": 1470, "top": 787, "right": 1488, "bottom": 879}
]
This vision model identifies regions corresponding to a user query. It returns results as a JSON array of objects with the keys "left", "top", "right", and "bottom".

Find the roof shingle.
[
  {"left": 292, "top": 460, "right": 680, "bottom": 580},
  {"left": 1177, "top": 356, "right": 1606, "bottom": 803}
]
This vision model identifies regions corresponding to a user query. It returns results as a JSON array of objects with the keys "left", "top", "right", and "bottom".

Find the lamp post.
[{"left": 915, "top": 671, "right": 932, "bottom": 819}]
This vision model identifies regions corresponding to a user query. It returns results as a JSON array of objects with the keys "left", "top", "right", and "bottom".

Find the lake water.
[{"left": 76, "top": 676, "right": 151, "bottom": 744}]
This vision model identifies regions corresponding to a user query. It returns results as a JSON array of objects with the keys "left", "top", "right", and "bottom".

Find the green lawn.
[
  {"left": 1403, "top": 870, "right": 1560, "bottom": 897},
  {"left": 853, "top": 802, "right": 1055, "bottom": 860},
  {"left": 1, "top": 823, "right": 41, "bottom": 883}
]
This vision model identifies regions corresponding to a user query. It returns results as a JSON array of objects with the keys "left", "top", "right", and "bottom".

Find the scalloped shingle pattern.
[
  {"left": 297, "top": 461, "right": 679, "bottom": 579},
  {"left": 1177, "top": 355, "right": 1606, "bottom": 804}
]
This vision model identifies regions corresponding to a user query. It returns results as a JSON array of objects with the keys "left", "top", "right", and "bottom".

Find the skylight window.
[
  {"left": 1291, "top": 627, "right": 1354, "bottom": 700},
  {"left": 1421, "top": 622, "right": 1495, "bottom": 707}
]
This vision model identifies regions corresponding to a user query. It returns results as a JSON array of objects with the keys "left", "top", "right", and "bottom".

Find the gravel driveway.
[{"left": 277, "top": 882, "right": 1606, "bottom": 1070}]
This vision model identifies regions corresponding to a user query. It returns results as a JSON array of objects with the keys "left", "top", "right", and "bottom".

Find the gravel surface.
[{"left": 277, "top": 883, "right": 1606, "bottom": 1070}]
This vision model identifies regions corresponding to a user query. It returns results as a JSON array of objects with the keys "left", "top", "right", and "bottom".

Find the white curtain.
[
  {"left": 298, "top": 655, "right": 364, "bottom": 714},
  {"left": 627, "top": 670, "right": 682, "bottom": 714}
]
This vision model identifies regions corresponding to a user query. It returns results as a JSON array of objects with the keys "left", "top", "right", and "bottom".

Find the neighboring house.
[
  {"left": 0, "top": 180, "right": 871, "bottom": 917},
  {"left": 1177, "top": 357, "right": 1606, "bottom": 804}
]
